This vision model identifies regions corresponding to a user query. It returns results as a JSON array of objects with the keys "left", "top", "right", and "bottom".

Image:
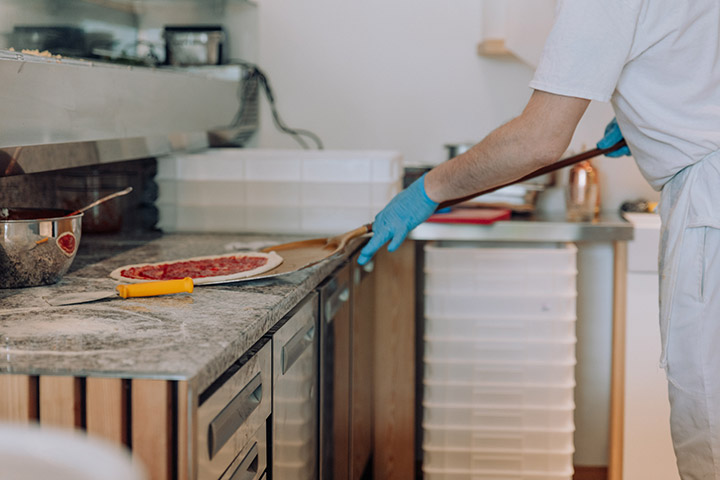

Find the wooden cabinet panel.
[
  {"left": 373, "top": 243, "right": 416, "bottom": 480},
  {"left": 0, "top": 374, "right": 37, "bottom": 422},
  {"left": 39, "top": 376, "right": 81, "bottom": 428},
  {"left": 131, "top": 379, "right": 173, "bottom": 480},
  {"left": 86, "top": 377, "right": 128, "bottom": 446},
  {"left": 177, "top": 381, "right": 195, "bottom": 480}
]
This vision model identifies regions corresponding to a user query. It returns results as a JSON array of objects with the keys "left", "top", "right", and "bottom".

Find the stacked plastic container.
[
  {"left": 273, "top": 362, "right": 317, "bottom": 479},
  {"left": 422, "top": 242, "right": 578, "bottom": 480},
  {"left": 155, "top": 148, "right": 402, "bottom": 234}
]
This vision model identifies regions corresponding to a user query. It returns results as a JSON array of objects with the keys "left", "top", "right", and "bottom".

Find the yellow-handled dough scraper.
[{"left": 45, "top": 277, "right": 194, "bottom": 306}]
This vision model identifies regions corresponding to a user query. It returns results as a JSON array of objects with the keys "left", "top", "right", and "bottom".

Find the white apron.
[{"left": 659, "top": 149, "right": 720, "bottom": 479}]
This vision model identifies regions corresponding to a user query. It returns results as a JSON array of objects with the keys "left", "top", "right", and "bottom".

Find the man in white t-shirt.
[{"left": 359, "top": 0, "right": 720, "bottom": 477}]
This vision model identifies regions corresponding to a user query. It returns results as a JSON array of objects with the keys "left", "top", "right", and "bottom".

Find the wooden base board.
[{"left": 574, "top": 466, "right": 608, "bottom": 480}]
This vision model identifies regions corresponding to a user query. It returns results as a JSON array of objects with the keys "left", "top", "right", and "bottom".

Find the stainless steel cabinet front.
[
  {"left": 198, "top": 341, "right": 272, "bottom": 480},
  {"left": 318, "top": 264, "right": 352, "bottom": 480},
  {"left": 272, "top": 293, "right": 319, "bottom": 480},
  {"left": 219, "top": 424, "right": 267, "bottom": 480}
]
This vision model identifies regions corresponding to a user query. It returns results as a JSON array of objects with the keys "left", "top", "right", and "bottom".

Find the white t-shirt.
[{"left": 530, "top": 0, "right": 720, "bottom": 191}]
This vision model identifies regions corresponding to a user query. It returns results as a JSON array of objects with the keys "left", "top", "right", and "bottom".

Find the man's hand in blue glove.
[
  {"left": 358, "top": 173, "right": 438, "bottom": 265},
  {"left": 597, "top": 117, "right": 631, "bottom": 157}
]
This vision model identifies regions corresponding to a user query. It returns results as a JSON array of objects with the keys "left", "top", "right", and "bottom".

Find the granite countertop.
[
  {"left": 0, "top": 232, "right": 365, "bottom": 393},
  {"left": 0, "top": 214, "right": 632, "bottom": 393}
]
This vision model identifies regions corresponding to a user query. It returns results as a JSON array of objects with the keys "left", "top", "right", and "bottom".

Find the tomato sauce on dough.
[{"left": 120, "top": 256, "right": 268, "bottom": 280}]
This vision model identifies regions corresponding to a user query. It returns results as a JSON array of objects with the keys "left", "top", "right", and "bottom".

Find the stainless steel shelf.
[
  {"left": 411, "top": 212, "right": 633, "bottom": 243},
  {"left": 0, "top": 51, "right": 246, "bottom": 176},
  {"left": 78, "top": 0, "right": 255, "bottom": 14}
]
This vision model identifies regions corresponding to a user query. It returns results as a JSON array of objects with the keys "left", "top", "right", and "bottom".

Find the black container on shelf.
[
  {"left": 163, "top": 25, "right": 225, "bottom": 66},
  {"left": 11, "top": 26, "right": 87, "bottom": 57}
]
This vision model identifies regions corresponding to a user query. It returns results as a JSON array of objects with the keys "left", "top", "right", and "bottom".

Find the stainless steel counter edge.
[
  {"left": 0, "top": 234, "right": 367, "bottom": 394},
  {"left": 411, "top": 212, "right": 634, "bottom": 242}
]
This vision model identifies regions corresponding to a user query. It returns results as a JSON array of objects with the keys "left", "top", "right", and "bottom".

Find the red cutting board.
[{"left": 427, "top": 207, "right": 512, "bottom": 225}]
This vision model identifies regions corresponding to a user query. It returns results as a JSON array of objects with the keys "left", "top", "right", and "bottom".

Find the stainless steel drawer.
[
  {"left": 219, "top": 424, "right": 267, "bottom": 480},
  {"left": 272, "top": 293, "right": 319, "bottom": 480},
  {"left": 198, "top": 341, "right": 272, "bottom": 480}
]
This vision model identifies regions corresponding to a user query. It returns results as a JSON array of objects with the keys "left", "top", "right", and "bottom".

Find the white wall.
[{"left": 255, "top": 0, "right": 659, "bottom": 213}]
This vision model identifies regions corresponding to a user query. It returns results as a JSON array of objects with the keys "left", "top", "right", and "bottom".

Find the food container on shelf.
[
  {"left": 10, "top": 26, "right": 87, "bottom": 57},
  {"left": 163, "top": 25, "right": 225, "bottom": 66}
]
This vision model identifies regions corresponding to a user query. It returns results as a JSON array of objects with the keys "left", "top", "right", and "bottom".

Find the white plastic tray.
[
  {"left": 423, "top": 381, "right": 575, "bottom": 408},
  {"left": 423, "top": 403, "right": 575, "bottom": 430},
  {"left": 424, "top": 244, "right": 577, "bottom": 274},
  {"left": 424, "top": 270, "right": 576, "bottom": 296},
  {"left": 424, "top": 316, "right": 576, "bottom": 342},
  {"left": 423, "top": 337, "right": 576, "bottom": 364},
  {"left": 424, "top": 293, "right": 576, "bottom": 318},
  {"left": 422, "top": 424, "right": 575, "bottom": 451},
  {"left": 423, "top": 360, "right": 576, "bottom": 386},
  {"left": 423, "top": 446, "right": 574, "bottom": 474},
  {"left": 422, "top": 466, "right": 573, "bottom": 480}
]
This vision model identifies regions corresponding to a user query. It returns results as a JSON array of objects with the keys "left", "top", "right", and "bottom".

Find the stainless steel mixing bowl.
[{"left": 0, "top": 208, "right": 83, "bottom": 288}]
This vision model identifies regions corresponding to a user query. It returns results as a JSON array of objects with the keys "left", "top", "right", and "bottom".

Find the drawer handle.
[
  {"left": 324, "top": 286, "right": 350, "bottom": 322},
  {"left": 228, "top": 443, "right": 259, "bottom": 480},
  {"left": 282, "top": 324, "right": 315, "bottom": 374},
  {"left": 208, "top": 373, "right": 263, "bottom": 459}
]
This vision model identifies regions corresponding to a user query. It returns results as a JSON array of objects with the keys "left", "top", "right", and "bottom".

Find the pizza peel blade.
[
  {"left": 259, "top": 223, "right": 372, "bottom": 271},
  {"left": 203, "top": 224, "right": 372, "bottom": 284}
]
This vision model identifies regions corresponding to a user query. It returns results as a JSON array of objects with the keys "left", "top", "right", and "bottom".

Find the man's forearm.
[{"left": 424, "top": 90, "right": 590, "bottom": 204}]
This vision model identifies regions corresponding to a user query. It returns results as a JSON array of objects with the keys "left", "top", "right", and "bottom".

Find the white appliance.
[{"left": 622, "top": 213, "right": 679, "bottom": 479}]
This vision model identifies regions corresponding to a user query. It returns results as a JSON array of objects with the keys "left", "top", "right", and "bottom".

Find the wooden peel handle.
[{"left": 437, "top": 139, "right": 627, "bottom": 210}]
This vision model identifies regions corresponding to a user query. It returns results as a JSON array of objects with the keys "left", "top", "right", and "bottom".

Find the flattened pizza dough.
[{"left": 110, "top": 251, "right": 283, "bottom": 284}]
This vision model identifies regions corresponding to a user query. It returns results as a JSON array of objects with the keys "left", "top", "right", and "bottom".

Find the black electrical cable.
[{"left": 232, "top": 60, "right": 324, "bottom": 150}]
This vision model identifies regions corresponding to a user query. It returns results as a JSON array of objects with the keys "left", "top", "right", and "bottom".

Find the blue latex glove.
[
  {"left": 597, "top": 118, "right": 631, "bottom": 157},
  {"left": 358, "top": 174, "right": 438, "bottom": 265}
]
